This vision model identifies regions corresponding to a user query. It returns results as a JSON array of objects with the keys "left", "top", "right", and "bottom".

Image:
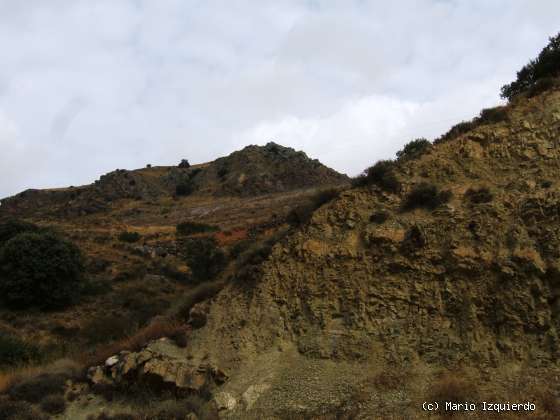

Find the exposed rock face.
[
  {"left": 184, "top": 90, "right": 560, "bottom": 397},
  {"left": 88, "top": 338, "right": 227, "bottom": 393}
]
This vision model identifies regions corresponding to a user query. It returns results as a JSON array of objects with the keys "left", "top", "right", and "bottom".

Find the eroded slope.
[{"left": 182, "top": 89, "right": 560, "bottom": 418}]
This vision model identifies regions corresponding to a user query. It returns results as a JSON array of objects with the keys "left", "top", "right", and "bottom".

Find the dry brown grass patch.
[
  {"left": 535, "top": 390, "right": 560, "bottom": 418},
  {"left": 372, "top": 369, "right": 407, "bottom": 391},
  {"left": 426, "top": 371, "right": 478, "bottom": 417},
  {"left": 80, "top": 318, "right": 190, "bottom": 367},
  {"left": 0, "top": 371, "right": 17, "bottom": 394},
  {"left": 0, "top": 358, "right": 80, "bottom": 396}
]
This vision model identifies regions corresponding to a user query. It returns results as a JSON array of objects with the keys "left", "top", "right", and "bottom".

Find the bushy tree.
[
  {"left": 435, "top": 120, "right": 478, "bottom": 144},
  {"left": 176, "top": 221, "right": 218, "bottom": 236},
  {"left": 0, "top": 232, "right": 84, "bottom": 309},
  {"left": 181, "top": 237, "right": 226, "bottom": 283},
  {"left": 478, "top": 107, "right": 508, "bottom": 124},
  {"left": 353, "top": 160, "right": 401, "bottom": 193},
  {"left": 0, "top": 219, "right": 40, "bottom": 247},
  {"left": 401, "top": 182, "right": 452, "bottom": 211},
  {"left": 464, "top": 187, "right": 493, "bottom": 204},
  {"left": 501, "top": 33, "right": 560, "bottom": 100},
  {"left": 0, "top": 333, "right": 40, "bottom": 367},
  {"left": 118, "top": 231, "right": 141, "bottom": 243},
  {"left": 178, "top": 159, "right": 191, "bottom": 169},
  {"left": 287, "top": 188, "right": 340, "bottom": 227},
  {"left": 175, "top": 181, "right": 193, "bottom": 196}
]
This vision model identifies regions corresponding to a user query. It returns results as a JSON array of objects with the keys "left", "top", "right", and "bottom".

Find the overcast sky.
[{"left": 0, "top": 1, "right": 558, "bottom": 198}]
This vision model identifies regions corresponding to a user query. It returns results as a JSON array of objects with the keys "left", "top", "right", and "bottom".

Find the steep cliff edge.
[{"left": 180, "top": 88, "right": 560, "bottom": 417}]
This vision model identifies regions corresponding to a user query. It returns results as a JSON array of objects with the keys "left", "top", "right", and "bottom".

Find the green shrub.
[
  {"left": 286, "top": 204, "right": 315, "bottom": 227},
  {"left": 464, "top": 187, "right": 493, "bottom": 204},
  {"left": 178, "top": 159, "right": 190, "bottom": 169},
  {"left": 117, "top": 231, "right": 141, "bottom": 243},
  {"left": 0, "top": 219, "right": 40, "bottom": 248},
  {"left": 157, "top": 259, "right": 190, "bottom": 282},
  {"left": 171, "top": 281, "right": 224, "bottom": 322},
  {"left": 0, "top": 333, "right": 41, "bottom": 367},
  {"left": 312, "top": 188, "right": 340, "bottom": 207},
  {"left": 400, "top": 225, "right": 427, "bottom": 254},
  {"left": 175, "top": 181, "right": 193, "bottom": 196},
  {"left": 9, "top": 373, "right": 66, "bottom": 403},
  {"left": 370, "top": 210, "right": 390, "bottom": 224},
  {"left": 401, "top": 183, "right": 452, "bottom": 211},
  {"left": 217, "top": 166, "right": 229, "bottom": 179},
  {"left": 396, "top": 138, "right": 431, "bottom": 161},
  {"left": 174, "top": 169, "right": 200, "bottom": 197},
  {"left": 435, "top": 120, "right": 478, "bottom": 144},
  {"left": 237, "top": 241, "right": 274, "bottom": 267},
  {"left": 181, "top": 237, "right": 226, "bottom": 283},
  {"left": 81, "top": 314, "right": 137, "bottom": 345},
  {"left": 0, "top": 232, "right": 84, "bottom": 309},
  {"left": 233, "top": 232, "right": 287, "bottom": 285},
  {"left": 287, "top": 188, "right": 340, "bottom": 227},
  {"left": 478, "top": 106, "right": 508, "bottom": 124},
  {"left": 541, "top": 180, "right": 553, "bottom": 189},
  {"left": 176, "top": 222, "right": 218, "bottom": 236},
  {"left": 229, "top": 239, "right": 253, "bottom": 258},
  {"left": 501, "top": 33, "right": 560, "bottom": 100},
  {"left": 0, "top": 399, "right": 46, "bottom": 420},
  {"left": 189, "top": 168, "right": 202, "bottom": 178},
  {"left": 353, "top": 160, "right": 401, "bottom": 193},
  {"left": 527, "top": 77, "right": 559, "bottom": 98},
  {"left": 40, "top": 394, "right": 66, "bottom": 415},
  {"left": 433, "top": 106, "right": 508, "bottom": 145}
]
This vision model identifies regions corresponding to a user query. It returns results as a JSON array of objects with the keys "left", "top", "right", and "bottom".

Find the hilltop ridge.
[{"left": 0, "top": 142, "right": 348, "bottom": 219}]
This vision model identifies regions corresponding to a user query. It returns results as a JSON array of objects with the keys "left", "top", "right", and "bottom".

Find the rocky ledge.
[{"left": 87, "top": 338, "right": 228, "bottom": 394}]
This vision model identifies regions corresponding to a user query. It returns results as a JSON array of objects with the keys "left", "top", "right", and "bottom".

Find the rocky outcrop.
[
  {"left": 184, "top": 89, "right": 560, "bottom": 378},
  {"left": 87, "top": 338, "right": 227, "bottom": 393},
  {"left": 192, "top": 142, "right": 349, "bottom": 196}
]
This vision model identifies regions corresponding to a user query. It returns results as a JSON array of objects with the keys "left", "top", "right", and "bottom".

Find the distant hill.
[{"left": 0, "top": 142, "right": 348, "bottom": 218}]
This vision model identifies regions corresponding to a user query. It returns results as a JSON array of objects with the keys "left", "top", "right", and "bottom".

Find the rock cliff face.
[{"left": 177, "top": 89, "right": 560, "bottom": 416}]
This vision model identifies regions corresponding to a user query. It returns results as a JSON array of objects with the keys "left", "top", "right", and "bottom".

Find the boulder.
[{"left": 87, "top": 338, "right": 227, "bottom": 393}]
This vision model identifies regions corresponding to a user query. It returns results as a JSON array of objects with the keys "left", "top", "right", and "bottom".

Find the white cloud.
[{"left": 0, "top": 0, "right": 559, "bottom": 197}]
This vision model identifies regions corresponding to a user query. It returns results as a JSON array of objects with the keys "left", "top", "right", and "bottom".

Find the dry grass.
[
  {"left": 215, "top": 228, "right": 248, "bottom": 246},
  {"left": 40, "top": 394, "right": 67, "bottom": 415},
  {"left": 0, "top": 358, "right": 80, "bottom": 394},
  {"left": 429, "top": 373, "right": 477, "bottom": 402},
  {"left": 0, "top": 370, "right": 18, "bottom": 394},
  {"left": 0, "top": 365, "right": 47, "bottom": 394},
  {"left": 536, "top": 391, "right": 560, "bottom": 418},
  {"left": 167, "top": 280, "right": 224, "bottom": 322},
  {"left": 372, "top": 369, "right": 408, "bottom": 391},
  {"left": 79, "top": 318, "right": 190, "bottom": 367}
]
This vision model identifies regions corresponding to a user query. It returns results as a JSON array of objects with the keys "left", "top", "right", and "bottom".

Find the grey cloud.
[
  {"left": 50, "top": 96, "right": 88, "bottom": 140},
  {"left": 0, "top": 0, "right": 559, "bottom": 198}
]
